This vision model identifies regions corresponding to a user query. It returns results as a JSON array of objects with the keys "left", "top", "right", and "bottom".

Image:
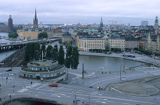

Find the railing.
[{"left": 0, "top": 38, "right": 61, "bottom": 47}]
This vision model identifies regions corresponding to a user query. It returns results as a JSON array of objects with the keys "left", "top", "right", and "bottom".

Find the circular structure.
[{"left": 20, "top": 60, "right": 66, "bottom": 81}]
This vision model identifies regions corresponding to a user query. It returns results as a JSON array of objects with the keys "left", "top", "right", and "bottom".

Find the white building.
[
  {"left": 78, "top": 37, "right": 106, "bottom": 51},
  {"left": 77, "top": 36, "right": 125, "bottom": 51}
]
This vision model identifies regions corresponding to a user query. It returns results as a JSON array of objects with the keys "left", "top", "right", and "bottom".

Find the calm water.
[
  {"left": 0, "top": 32, "right": 8, "bottom": 39},
  {"left": 78, "top": 55, "right": 146, "bottom": 73}
]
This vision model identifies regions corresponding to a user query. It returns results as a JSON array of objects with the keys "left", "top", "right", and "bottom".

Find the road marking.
[
  {"left": 18, "top": 88, "right": 28, "bottom": 93},
  {"left": 35, "top": 87, "right": 153, "bottom": 104},
  {"left": 111, "top": 87, "right": 122, "bottom": 94}
]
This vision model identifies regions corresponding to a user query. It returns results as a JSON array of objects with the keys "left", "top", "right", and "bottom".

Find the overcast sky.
[{"left": 0, "top": 0, "right": 159, "bottom": 25}]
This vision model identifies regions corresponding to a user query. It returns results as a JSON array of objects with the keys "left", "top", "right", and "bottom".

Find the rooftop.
[{"left": 28, "top": 60, "right": 57, "bottom": 67}]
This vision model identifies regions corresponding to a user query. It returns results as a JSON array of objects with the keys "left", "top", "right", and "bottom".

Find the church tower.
[
  {"left": 147, "top": 33, "right": 152, "bottom": 51},
  {"left": 157, "top": 34, "right": 160, "bottom": 52},
  {"left": 8, "top": 15, "right": 14, "bottom": 32},
  {"left": 33, "top": 9, "right": 38, "bottom": 29},
  {"left": 154, "top": 16, "right": 159, "bottom": 35},
  {"left": 98, "top": 17, "right": 104, "bottom": 33}
]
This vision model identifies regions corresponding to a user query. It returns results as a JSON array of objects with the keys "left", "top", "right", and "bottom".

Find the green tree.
[
  {"left": 65, "top": 45, "right": 79, "bottom": 69},
  {"left": 34, "top": 43, "right": 41, "bottom": 60},
  {"left": 52, "top": 45, "right": 58, "bottom": 61},
  {"left": 38, "top": 32, "right": 48, "bottom": 39},
  {"left": 46, "top": 45, "right": 53, "bottom": 60},
  {"left": 65, "top": 45, "right": 72, "bottom": 68},
  {"left": 25, "top": 43, "right": 41, "bottom": 62},
  {"left": 8, "top": 32, "right": 18, "bottom": 38},
  {"left": 71, "top": 47, "right": 79, "bottom": 69},
  {"left": 58, "top": 45, "right": 64, "bottom": 65}
]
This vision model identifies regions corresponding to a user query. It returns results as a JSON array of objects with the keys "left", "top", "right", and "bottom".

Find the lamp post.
[
  {"left": 120, "top": 64, "right": 122, "bottom": 81},
  {"left": 82, "top": 64, "right": 85, "bottom": 79}
]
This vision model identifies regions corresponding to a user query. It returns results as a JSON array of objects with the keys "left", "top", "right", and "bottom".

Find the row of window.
[{"left": 23, "top": 71, "right": 65, "bottom": 78}]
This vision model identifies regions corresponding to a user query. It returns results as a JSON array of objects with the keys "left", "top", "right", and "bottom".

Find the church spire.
[
  {"left": 100, "top": 17, "right": 103, "bottom": 27},
  {"left": 154, "top": 16, "right": 159, "bottom": 35},
  {"left": 33, "top": 9, "right": 38, "bottom": 29},
  {"left": 98, "top": 17, "right": 104, "bottom": 33},
  {"left": 35, "top": 9, "right": 37, "bottom": 20}
]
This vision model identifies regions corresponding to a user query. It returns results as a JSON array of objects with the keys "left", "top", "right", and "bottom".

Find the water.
[
  {"left": 0, "top": 51, "right": 16, "bottom": 62},
  {"left": 78, "top": 55, "right": 146, "bottom": 73},
  {"left": 0, "top": 32, "right": 8, "bottom": 39}
]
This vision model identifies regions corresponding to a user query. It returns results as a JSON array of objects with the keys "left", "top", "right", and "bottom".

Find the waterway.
[
  {"left": 0, "top": 32, "right": 8, "bottom": 39},
  {"left": 78, "top": 55, "right": 146, "bottom": 73},
  {"left": 0, "top": 51, "right": 16, "bottom": 62}
]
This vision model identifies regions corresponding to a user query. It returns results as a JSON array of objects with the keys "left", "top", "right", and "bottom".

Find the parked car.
[
  {"left": 49, "top": 83, "right": 58, "bottom": 87},
  {"left": 6, "top": 69, "right": 12, "bottom": 72}
]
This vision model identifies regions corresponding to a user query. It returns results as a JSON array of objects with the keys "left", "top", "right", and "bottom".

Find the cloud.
[{"left": 0, "top": 0, "right": 159, "bottom": 24}]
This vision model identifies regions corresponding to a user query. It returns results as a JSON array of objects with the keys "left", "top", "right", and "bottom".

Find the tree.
[
  {"left": 58, "top": 45, "right": 64, "bottom": 65},
  {"left": 65, "top": 45, "right": 79, "bottom": 69},
  {"left": 25, "top": 43, "right": 41, "bottom": 62},
  {"left": 46, "top": 45, "right": 53, "bottom": 60},
  {"left": 71, "top": 47, "right": 79, "bottom": 69},
  {"left": 8, "top": 32, "right": 18, "bottom": 38},
  {"left": 52, "top": 45, "right": 58, "bottom": 61},
  {"left": 65, "top": 45, "right": 72, "bottom": 68},
  {"left": 38, "top": 32, "right": 48, "bottom": 39},
  {"left": 34, "top": 43, "right": 41, "bottom": 60}
]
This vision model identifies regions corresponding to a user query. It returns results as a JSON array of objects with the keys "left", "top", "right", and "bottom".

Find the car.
[
  {"left": 6, "top": 69, "right": 12, "bottom": 72},
  {"left": 89, "top": 86, "right": 93, "bottom": 88},
  {"left": 49, "top": 83, "right": 58, "bottom": 87}
]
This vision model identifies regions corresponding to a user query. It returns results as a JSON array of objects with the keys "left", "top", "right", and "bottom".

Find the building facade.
[
  {"left": 20, "top": 60, "right": 66, "bottom": 81},
  {"left": 77, "top": 36, "right": 125, "bottom": 51},
  {"left": 17, "top": 30, "right": 39, "bottom": 40},
  {"left": 8, "top": 15, "right": 14, "bottom": 32},
  {"left": 78, "top": 37, "right": 106, "bottom": 51},
  {"left": 109, "top": 38, "right": 125, "bottom": 51}
]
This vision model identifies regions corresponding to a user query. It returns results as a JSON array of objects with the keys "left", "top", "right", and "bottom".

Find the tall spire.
[
  {"left": 35, "top": 9, "right": 37, "bottom": 20},
  {"left": 99, "top": 17, "right": 104, "bottom": 33},
  {"left": 100, "top": 17, "right": 103, "bottom": 27},
  {"left": 33, "top": 9, "right": 38, "bottom": 29},
  {"left": 154, "top": 16, "right": 159, "bottom": 35}
]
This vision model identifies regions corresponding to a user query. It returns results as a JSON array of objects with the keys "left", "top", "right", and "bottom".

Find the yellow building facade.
[{"left": 17, "top": 30, "right": 39, "bottom": 40}]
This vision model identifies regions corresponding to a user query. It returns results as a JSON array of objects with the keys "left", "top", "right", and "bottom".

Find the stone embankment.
[{"left": 80, "top": 51, "right": 160, "bottom": 67}]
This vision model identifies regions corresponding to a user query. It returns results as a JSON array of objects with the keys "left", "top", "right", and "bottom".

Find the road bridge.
[{"left": 0, "top": 38, "right": 61, "bottom": 53}]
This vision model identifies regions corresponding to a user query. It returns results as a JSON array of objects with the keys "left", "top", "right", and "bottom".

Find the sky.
[{"left": 0, "top": 0, "right": 159, "bottom": 25}]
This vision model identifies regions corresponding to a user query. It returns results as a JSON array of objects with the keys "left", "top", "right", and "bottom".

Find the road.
[{"left": 0, "top": 67, "right": 159, "bottom": 105}]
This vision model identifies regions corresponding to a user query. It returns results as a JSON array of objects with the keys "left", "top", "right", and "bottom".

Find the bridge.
[{"left": 0, "top": 38, "right": 61, "bottom": 53}]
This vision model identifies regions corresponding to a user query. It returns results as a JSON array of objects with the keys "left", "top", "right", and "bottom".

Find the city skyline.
[{"left": 0, "top": 0, "right": 160, "bottom": 25}]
